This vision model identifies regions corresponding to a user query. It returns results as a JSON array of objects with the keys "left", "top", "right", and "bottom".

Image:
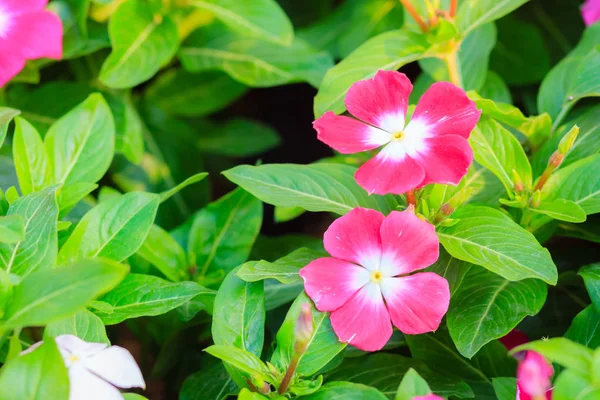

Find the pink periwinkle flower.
[
  {"left": 413, "top": 396, "right": 444, "bottom": 400},
  {"left": 516, "top": 351, "right": 554, "bottom": 400},
  {"left": 499, "top": 329, "right": 530, "bottom": 351},
  {"left": 0, "top": 0, "right": 63, "bottom": 87},
  {"left": 581, "top": 0, "right": 600, "bottom": 26},
  {"left": 314, "top": 70, "right": 481, "bottom": 195},
  {"left": 299, "top": 207, "right": 450, "bottom": 351}
]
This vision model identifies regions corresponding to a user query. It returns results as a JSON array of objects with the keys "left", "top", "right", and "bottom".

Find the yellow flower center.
[
  {"left": 69, "top": 355, "right": 79, "bottom": 363},
  {"left": 392, "top": 131, "right": 404, "bottom": 140},
  {"left": 371, "top": 271, "right": 383, "bottom": 283}
]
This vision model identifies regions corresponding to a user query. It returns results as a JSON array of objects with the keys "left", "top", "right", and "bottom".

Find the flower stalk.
[
  {"left": 278, "top": 304, "right": 313, "bottom": 394},
  {"left": 449, "top": 0, "right": 459, "bottom": 17},
  {"left": 406, "top": 190, "right": 417, "bottom": 208},
  {"left": 399, "top": 0, "right": 429, "bottom": 32}
]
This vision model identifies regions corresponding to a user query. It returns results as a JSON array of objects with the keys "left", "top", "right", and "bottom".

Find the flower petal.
[
  {"left": 329, "top": 283, "right": 392, "bottom": 351},
  {"left": 413, "top": 396, "right": 444, "bottom": 400},
  {"left": 55, "top": 335, "right": 108, "bottom": 359},
  {"left": 1, "top": 0, "right": 48, "bottom": 13},
  {"left": 323, "top": 207, "right": 384, "bottom": 270},
  {"left": 84, "top": 346, "right": 146, "bottom": 389},
  {"left": 517, "top": 351, "right": 553, "bottom": 397},
  {"left": 313, "top": 111, "right": 390, "bottom": 154},
  {"left": 355, "top": 150, "right": 425, "bottom": 195},
  {"left": 378, "top": 210, "right": 439, "bottom": 276},
  {"left": 345, "top": 70, "right": 412, "bottom": 132},
  {"left": 380, "top": 273, "right": 450, "bottom": 335},
  {"left": 300, "top": 257, "right": 370, "bottom": 312},
  {"left": 416, "top": 135, "right": 473, "bottom": 187},
  {"left": 68, "top": 364, "right": 124, "bottom": 400},
  {"left": 0, "top": 47, "right": 25, "bottom": 88},
  {"left": 582, "top": 0, "right": 600, "bottom": 26},
  {"left": 408, "top": 82, "right": 481, "bottom": 139},
  {"left": 10, "top": 11, "right": 63, "bottom": 59}
]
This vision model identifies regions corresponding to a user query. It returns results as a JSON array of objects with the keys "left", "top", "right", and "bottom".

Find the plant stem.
[
  {"left": 449, "top": 0, "right": 458, "bottom": 17},
  {"left": 278, "top": 355, "right": 299, "bottom": 394},
  {"left": 406, "top": 190, "right": 416, "bottom": 208},
  {"left": 534, "top": 169, "right": 552, "bottom": 192},
  {"left": 399, "top": 0, "right": 429, "bottom": 32},
  {"left": 444, "top": 50, "right": 463, "bottom": 87}
]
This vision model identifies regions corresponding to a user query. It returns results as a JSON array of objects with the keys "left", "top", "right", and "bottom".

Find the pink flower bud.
[
  {"left": 517, "top": 351, "right": 553, "bottom": 398},
  {"left": 295, "top": 304, "right": 313, "bottom": 346}
]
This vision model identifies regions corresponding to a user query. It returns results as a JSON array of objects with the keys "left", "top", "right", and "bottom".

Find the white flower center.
[{"left": 0, "top": 7, "right": 11, "bottom": 38}]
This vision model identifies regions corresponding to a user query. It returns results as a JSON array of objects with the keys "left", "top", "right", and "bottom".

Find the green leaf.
[
  {"left": 479, "top": 71, "right": 512, "bottom": 104},
  {"left": 179, "top": 24, "right": 332, "bottom": 88},
  {"left": 565, "top": 306, "right": 600, "bottom": 349},
  {"left": 0, "top": 216, "right": 25, "bottom": 244},
  {"left": 237, "top": 248, "right": 323, "bottom": 284},
  {"left": 447, "top": 266, "right": 547, "bottom": 358},
  {"left": 1, "top": 258, "right": 127, "bottom": 329},
  {"left": 45, "top": 93, "right": 115, "bottom": 186},
  {"left": 512, "top": 338, "right": 593, "bottom": 378},
  {"left": 0, "top": 186, "right": 59, "bottom": 276},
  {"left": 437, "top": 205, "right": 558, "bottom": 284},
  {"left": 553, "top": 369, "right": 598, "bottom": 400},
  {"left": 58, "top": 191, "right": 160, "bottom": 265},
  {"left": 106, "top": 92, "right": 145, "bottom": 164},
  {"left": 196, "top": 119, "right": 280, "bottom": 157},
  {"left": 146, "top": 70, "right": 248, "bottom": 117},
  {"left": 530, "top": 199, "right": 587, "bottom": 223},
  {"left": 160, "top": 172, "right": 209, "bottom": 203},
  {"left": 395, "top": 368, "right": 432, "bottom": 400},
  {"left": 424, "top": 247, "right": 473, "bottom": 296},
  {"left": 560, "top": 105, "right": 600, "bottom": 169},
  {"left": 191, "top": 0, "right": 293, "bottom": 46},
  {"left": 223, "top": 163, "right": 400, "bottom": 216},
  {"left": 44, "top": 309, "right": 109, "bottom": 344},
  {"left": 542, "top": 155, "right": 600, "bottom": 215},
  {"left": 271, "top": 292, "right": 346, "bottom": 376},
  {"left": 179, "top": 363, "right": 239, "bottom": 400},
  {"left": 189, "top": 188, "right": 262, "bottom": 281},
  {"left": 0, "top": 339, "right": 69, "bottom": 400},
  {"left": 301, "top": 382, "right": 388, "bottom": 400},
  {"left": 99, "top": 0, "right": 179, "bottom": 88},
  {"left": 122, "top": 395, "right": 148, "bottom": 400},
  {"left": 579, "top": 264, "right": 600, "bottom": 312},
  {"left": 137, "top": 224, "right": 188, "bottom": 282},
  {"left": 57, "top": 183, "right": 98, "bottom": 214},
  {"left": 456, "top": 0, "right": 529, "bottom": 35},
  {"left": 95, "top": 273, "right": 210, "bottom": 325},
  {"left": 204, "top": 345, "right": 270, "bottom": 379},
  {"left": 469, "top": 118, "right": 532, "bottom": 194},
  {"left": 0, "top": 107, "right": 19, "bottom": 148},
  {"left": 314, "top": 29, "right": 428, "bottom": 116},
  {"left": 492, "top": 377, "right": 517, "bottom": 400},
  {"left": 12, "top": 117, "right": 48, "bottom": 195}
]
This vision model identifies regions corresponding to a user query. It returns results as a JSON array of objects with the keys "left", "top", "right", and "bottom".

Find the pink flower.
[
  {"left": 299, "top": 207, "right": 449, "bottom": 351},
  {"left": 314, "top": 70, "right": 480, "bottom": 195},
  {"left": 499, "top": 329, "right": 529, "bottom": 351},
  {"left": 413, "top": 396, "right": 444, "bottom": 400},
  {"left": 581, "top": 0, "right": 600, "bottom": 26},
  {"left": 516, "top": 351, "right": 554, "bottom": 400},
  {"left": 0, "top": 0, "right": 62, "bottom": 87}
]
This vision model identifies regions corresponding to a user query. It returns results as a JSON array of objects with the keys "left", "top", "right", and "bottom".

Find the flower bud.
[
  {"left": 558, "top": 125, "right": 579, "bottom": 155},
  {"left": 512, "top": 169, "right": 524, "bottom": 193},
  {"left": 251, "top": 373, "right": 271, "bottom": 394},
  {"left": 517, "top": 351, "right": 553, "bottom": 398},
  {"left": 530, "top": 190, "right": 541, "bottom": 208},
  {"left": 548, "top": 152, "right": 564, "bottom": 169},
  {"left": 295, "top": 304, "right": 313, "bottom": 351}
]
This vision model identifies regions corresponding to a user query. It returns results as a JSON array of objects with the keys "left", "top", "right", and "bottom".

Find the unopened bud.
[
  {"left": 267, "top": 362, "right": 280, "bottom": 378},
  {"left": 548, "top": 152, "right": 564, "bottom": 169},
  {"left": 530, "top": 190, "right": 541, "bottom": 208},
  {"left": 512, "top": 169, "right": 524, "bottom": 193},
  {"left": 558, "top": 125, "right": 579, "bottom": 155},
  {"left": 295, "top": 304, "right": 313, "bottom": 349},
  {"left": 441, "top": 203, "right": 454, "bottom": 216},
  {"left": 251, "top": 373, "right": 271, "bottom": 394}
]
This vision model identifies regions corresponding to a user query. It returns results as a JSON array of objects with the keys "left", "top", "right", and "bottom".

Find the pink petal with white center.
[
  {"left": 355, "top": 149, "right": 425, "bottom": 195},
  {"left": 68, "top": 364, "right": 124, "bottom": 400},
  {"left": 329, "top": 282, "right": 392, "bottom": 351},
  {"left": 408, "top": 82, "right": 481, "bottom": 140},
  {"left": 300, "top": 257, "right": 370, "bottom": 312},
  {"left": 582, "top": 0, "right": 600, "bottom": 26},
  {"left": 313, "top": 111, "right": 390, "bottom": 154},
  {"left": 345, "top": 70, "right": 412, "bottom": 132},
  {"left": 417, "top": 135, "right": 473, "bottom": 187},
  {"left": 84, "top": 346, "right": 146, "bottom": 389},
  {"left": 10, "top": 11, "right": 63, "bottom": 59},
  {"left": 0, "top": 46, "right": 25, "bottom": 88},
  {"left": 413, "top": 396, "right": 444, "bottom": 400},
  {"left": 323, "top": 207, "right": 384, "bottom": 269},
  {"left": 380, "top": 273, "right": 449, "bottom": 335},
  {"left": 1, "top": 0, "right": 48, "bottom": 13},
  {"left": 517, "top": 351, "right": 553, "bottom": 397},
  {"left": 55, "top": 335, "right": 108, "bottom": 359},
  {"left": 378, "top": 210, "right": 439, "bottom": 276}
]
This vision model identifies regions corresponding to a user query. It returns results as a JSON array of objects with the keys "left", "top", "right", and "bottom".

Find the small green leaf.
[
  {"left": 456, "top": 0, "right": 528, "bottom": 35},
  {"left": 0, "top": 107, "right": 20, "bottom": 148},
  {"left": 204, "top": 345, "right": 270, "bottom": 379},
  {"left": 137, "top": 224, "right": 188, "bottom": 282},
  {"left": 12, "top": 117, "right": 48, "bottom": 195},
  {"left": 492, "top": 377, "right": 517, "bottom": 400},
  {"left": 44, "top": 309, "right": 109, "bottom": 344},
  {"left": 579, "top": 264, "right": 600, "bottom": 312},
  {"left": 553, "top": 369, "right": 598, "bottom": 400},
  {"left": 57, "top": 182, "right": 98, "bottom": 213},
  {"left": 512, "top": 338, "right": 593, "bottom": 378},
  {"left": 0, "top": 215, "right": 25, "bottom": 244},
  {"left": 237, "top": 248, "right": 323, "bottom": 284},
  {"left": 531, "top": 199, "right": 587, "bottom": 223},
  {"left": 301, "top": 382, "right": 388, "bottom": 400},
  {"left": 160, "top": 172, "right": 208, "bottom": 203},
  {"left": 565, "top": 306, "right": 600, "bottom": 349},
  {"left": 395, "top": 368, "right": 432, "bottom": 400},
  {"left": 179, "top": 363, "right": 239, "bottom": 400}
]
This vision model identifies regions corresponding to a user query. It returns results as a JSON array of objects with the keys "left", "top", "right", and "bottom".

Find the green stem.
[
  {"left": 278, "top": 354, "right": 300, "bottom": 394},
  {"left": 444, "top": 50, "right": 463, "bottom": 88}
]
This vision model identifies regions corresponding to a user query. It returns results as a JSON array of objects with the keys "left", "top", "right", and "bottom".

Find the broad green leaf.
[
  {"left": 0, "top": 216, "right": 25, "bottom": 244},
  {"left": 325, "top": 352, "right": 474, "bottom": 399},
  {"left": 146, "top": 70, "right": 248, "bottom": 117},
  {"left": 492, "top": 378, "right": 517, "bottom": 400},
  {"left": 58, "top": 191, "right": 160, "bottom": 265},
  {"left": 160, "top": 172, "right": 209, "bottom": 203},
  {"left": 0, "top": 339, "right": 69, "bottom": 400},
  {"left": 565, "top": 306, "right": 600, "bottom": 349},
  {"left": 456, "top": 0, "right": 529, "bottom": 35},
  {"left": 204, "top": 345, "right": 270, "bottom": 379},
  {"left": 57, "top": 183, "right": 98, "bottom": 214},
  {"left": 314, "top": 30, "right": 428, "bottom": 116},
  {"left": 191, "top": 0, "right": 294, "bottom": 45},
  {"left": 179, "top": 24, "right": 332, "bottom": 88},
  {"left": 137, "top": 224, "right": 188, "bottom": 282},
  {"left": 271, "top": 292, "right": 346, "bottom": 376},
  {"left": 95, "top": 273, "right": 209, "bottom": 325},
  {"left": 122, "top": 395, "right": 148, "bottom": 400},
  {"left": 447, "top": 266, "right": 547, "bottom": 358},
  {"left": 513, "top": 338, "right": 593, "bottom": 378},
  {"left": 562, "top": 105, "right": 600, "bottom": 168},
  {"left": 542, "top": 155, "right": 600, "bottom": 215},
  {"left": 237, "top": 248, "right": 323, "bottom": 284},
  {"left": 45, "top": 93, "right": 115, "bottom": 186},
  {"left": 179, "top": 363, "right": 239, "bottom": 400},
  {"left": 106, "top": 92, "right": 144, "bottom": 164},
  {"left": 530, "top": 199, "right": 587, "bottom": 223},
  {"left": 44, "top": 309, "right": 109, "bottom": 344},
  {"left": 12, "top": 117, "right": 47, "bottom": 195},
  {"left": 479, "top": 71, "right": 512, "bottom": 104},
  {"left": 469, "top": 118, "right": 532, "bottom": 194},
  {"left": 238, "top": 388, "right": 268, "bottom": 400},
  {"left": 553, "top": 369, "right": 598, "bottom": 400},
  {"left": 424, "top": 247, "right": 473, "bottom": 296},
  {"left": 0, "top": 186, "right": 59, "bottom": 276},
  {"left": 302, "top": 382, "right": 388, "bottom": 400},
  {"left": 99, "top": 0, "right": 179, "bottom": 88},
  {"left": 0, "top": 107, "right": 19, "bottom": 148},
  {"left": 438, "top": 205, "right": 558, "bottom": 284},
  {"left": 223, "top": 163, "right": 400, "bottom": 216},
  {"left": 1, "top": 258, "right": 127, "bottom": 328},
  {"left": 395, "top": 368, "right": 432, "bottom": 400},
  {"left": 196, "top": 119, "right": 280, "bottom": 157},
  {"left": 579, "top": 264, "right": 600, "bottom": 312}
]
